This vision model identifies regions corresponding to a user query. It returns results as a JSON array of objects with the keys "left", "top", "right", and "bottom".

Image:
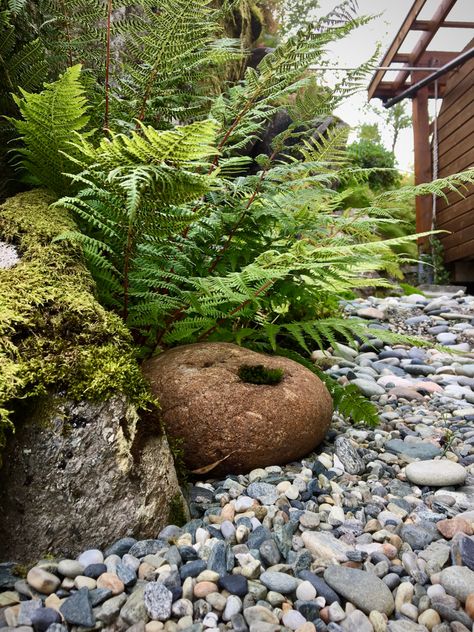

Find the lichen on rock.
[{"left": 0, "top": 189, "right": 153, "bottom": 449}]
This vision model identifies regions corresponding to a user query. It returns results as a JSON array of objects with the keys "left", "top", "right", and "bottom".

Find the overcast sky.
[{"left": 313, "top": 0, "right": 473, "bottom": 172}]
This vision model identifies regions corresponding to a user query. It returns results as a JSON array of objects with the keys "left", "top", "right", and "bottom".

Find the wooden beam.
[
  {"left": 367, "top": 0, "right": 428, "bottom": 100},
  {"left": 393, "top": 51, "right": 458, "bottom": 65},
  {"left": 413, "top": 20, "right": 474, "bottom": 30},
  {"left": 393, "top": 0, "right": 458, "bottom": 90},
  {"left": 412, "top": 86, "right": 432, "bottom": 244},
  {"left": 372, "top": 81, "right": 446, "bottom": 100}
]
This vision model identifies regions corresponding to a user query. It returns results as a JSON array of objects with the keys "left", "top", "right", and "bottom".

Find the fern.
[{"left": 6, "top": 64, "right": 90, "bottom": 196}]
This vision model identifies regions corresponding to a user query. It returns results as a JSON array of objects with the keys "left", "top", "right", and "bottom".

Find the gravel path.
[{"left": 1, "top": 289, "right": 474, "bottom": 632}]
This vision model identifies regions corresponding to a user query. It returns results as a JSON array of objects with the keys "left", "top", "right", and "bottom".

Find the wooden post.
[{"left": 412, "top": 85, "right": 432, "bottom": 244}]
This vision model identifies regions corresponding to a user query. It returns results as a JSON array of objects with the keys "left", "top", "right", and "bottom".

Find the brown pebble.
[
  {"left": 193, "top": 581, "right": 218, "bottom": 598},
  {"left": 382, "top": 543, "right": 398, "bottom": 559},
  {"left": 465, "top": 592, "right": 474, "bottom": 619},
  {"left": 138, "top": 563, "right": 156, "bottom": 580},
  {"left": 436, "top": 517, "right": 473, "bottom": 539},
  {"left": 319, "top": 607, "right": 329, "bottom": 624},
  {"left": 96, "top": 572, "right": 124, "bottom": 595}
]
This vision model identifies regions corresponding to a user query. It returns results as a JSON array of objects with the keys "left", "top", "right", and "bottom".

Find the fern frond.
[{"left": 7, "top": 64, "right": 90, "bottom": 196}]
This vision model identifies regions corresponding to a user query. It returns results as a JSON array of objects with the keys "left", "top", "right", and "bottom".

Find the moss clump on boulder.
[{"left": 0, "top": 189, "right": 152, "bottom": 448}]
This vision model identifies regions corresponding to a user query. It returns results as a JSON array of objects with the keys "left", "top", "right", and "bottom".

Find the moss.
[
  {"left": 238, "top": 364, "right": 284, "bottom": 385},
  {"left": 0, "top": 189, "right": 154, "bottom": 450},
  {"left": 167, "top": 492, "right": 188, "bottom": 528}
]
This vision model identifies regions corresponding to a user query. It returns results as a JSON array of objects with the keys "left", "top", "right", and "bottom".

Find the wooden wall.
[{"left": 434, "top": 40, "right": 474, "bottom": 270}]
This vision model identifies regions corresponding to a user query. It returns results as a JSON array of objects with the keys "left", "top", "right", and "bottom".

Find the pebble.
[
  {"left": 324, "top": 566, "right": 394, "bottom": 615},
  {"left": 144, "top": 583, "right": 173, "bottom": 621},
  {"left": 405, "top": 460, "right": 467, "bottom": 486},
  {"left": 26, "top": 569, "right": 60, "bottom": 595}
]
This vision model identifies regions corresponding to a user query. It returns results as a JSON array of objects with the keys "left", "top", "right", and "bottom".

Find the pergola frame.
[{"left": 367, "top": 0, "right": 473, "bottom": 239}]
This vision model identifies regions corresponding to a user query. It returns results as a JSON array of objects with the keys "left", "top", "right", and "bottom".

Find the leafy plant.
[
  {"left": 347, "top": 138, "right": 401, "bottom": 191},
  {"left": 6, "top": 1, "right": 474, "bottom": 429},
  {"left": 6, "top": 64, "right": 90, "bottom": 196}
]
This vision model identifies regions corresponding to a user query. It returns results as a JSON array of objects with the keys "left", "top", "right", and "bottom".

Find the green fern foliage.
[{"left": 7, "top": 64, "right": 90, "bottom": 196}]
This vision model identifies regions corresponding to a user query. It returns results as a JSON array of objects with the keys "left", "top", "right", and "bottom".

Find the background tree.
[{"left": 386, "top": 102, "right": 411, "bottom": 152}]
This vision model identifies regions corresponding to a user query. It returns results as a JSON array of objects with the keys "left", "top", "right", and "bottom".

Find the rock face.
[
  {"left": 143, "top": 342, "right": 333, "bottom": 474},
  {"left": 0, "top": 396, "right": 186, "bottom": 562}
]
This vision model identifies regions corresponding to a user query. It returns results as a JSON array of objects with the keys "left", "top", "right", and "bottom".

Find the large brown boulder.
[
  {"left": 143, "top": 342, "right": 333, "bottom": 475},
  {"left": 0, "top": 396, "right": 187, "bottom": 563}
]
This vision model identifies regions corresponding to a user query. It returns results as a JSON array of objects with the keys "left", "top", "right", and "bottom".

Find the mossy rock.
[{"left": 0, "top": 189, "right": 152, "bottom": 450}]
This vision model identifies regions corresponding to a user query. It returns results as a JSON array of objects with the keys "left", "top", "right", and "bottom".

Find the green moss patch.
[
  {"left": 238, "top": 364, "right": 284, "bottom": 385},
  {"left": 0, "top": 189, "right": 153, "bottom": 449}
]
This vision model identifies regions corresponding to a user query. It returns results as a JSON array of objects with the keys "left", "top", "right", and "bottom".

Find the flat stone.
[
  {"left": 352, "top": 379, "right": 385, "bottom": 397},
  {"left": 405, "top": 460, "right": 466, "bottom": 486},
  {"left": 60, "top": 587, "right": 95, "bottom": 627},
  {"left": 323, "top": 566, "right": 394, "bottom": 615},
  {"left": 357, "top": 307, "right": 386, "bottom": 320},
  {"left": 259, "top": 571, "right": 297, "bottom": 594},
  {"left": 439, "top": 566, "right": 474, "bottom": 602},
  {"left": 302, "top": 531, "right": 353, "bottom": 564},
  {"left": 385, "top": 439, "right": 441, "bottom": 460},
  {"left": 246, "top": 483, "right": 279, "bottom": 505}
]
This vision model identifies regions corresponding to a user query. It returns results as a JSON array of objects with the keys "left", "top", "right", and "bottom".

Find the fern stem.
[
  {"left": 60, "top": 0, "right": 74, "bottom": 67},
  {"left": 208, "top": 150, "right": 277, "bottom": 273},
  {"left": 122, "top": 223, "right": 135, "bottom": 322},
  {"left": 197, "top": 279, "right": 275, "bottom": 341},
  {"left": 104, "top": 0, "right": 113, "bottom": 131}
]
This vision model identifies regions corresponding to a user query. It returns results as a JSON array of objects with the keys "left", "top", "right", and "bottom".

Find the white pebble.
[
  {"left": 296, "top": 580, "right": 317, "bottom": 601},
  {"left": 282, "top": 610, "right": 306, "bottom": 630}
]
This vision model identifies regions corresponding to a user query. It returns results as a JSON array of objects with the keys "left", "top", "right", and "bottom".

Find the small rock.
[
  {"left": 324, "top": 565, "right": 394, "bottom": 615},
  {"left": 30, "top": 608, "right": 61, "bottom": 632},
  {"left": 96, "top": 572, "right": 125, "bottom": 595},
  {"left": 144, "top": 583, "right": 173, "bottom": 621},
  {"left": 439, "top": 566, "right": 474, "bottom": 602},
  {"left": 57, "top": 560, "right": 84, "bottom": 579},
  {"left": 77, "top": 549, "right": 104, "bottom": 567},
  {"left": 259, "top": 571, "right": 297, "bottom": 594},
  {"left": 405, "top": 460, "right": 466, "bottom": 487},
  {"left": 60, "top": 587, "right": 95, "bottom": 627},
  {"left": 26, "top": 568, "right": 60, "bottom": 595}
]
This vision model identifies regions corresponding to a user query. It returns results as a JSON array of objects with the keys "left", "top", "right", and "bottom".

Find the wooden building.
[{"left": 368, "top": 0, "right": 474, "bottom": 282}]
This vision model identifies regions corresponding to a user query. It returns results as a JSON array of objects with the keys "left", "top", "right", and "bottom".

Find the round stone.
[
  {"left": 405, "top": 460, "right": 466, "bottom": 487},
  {"left": 439, "top": 566, "right": 474, "bottom": 602},
  {"left": 57, "top": 560, "right": 84, "bottom": 579},
  {"left": 26, "top": 568, "right": 61, "bottom": 595},
  {"left": 323, "top": 566, "right": 394, "bottom": 615},
  {"left": 96, "top": 572, "right": 124, "bottom": 595},
  {"left": 259, "top": 571, "right": 298, "bottom": 594},
  {"left": 143, "top": 342, "right": 333, "bottom": 474},
  {"left": 218, "top": 575, "right": 248, "bottom": 597},
  {"left": 193, "top": 582, "right": 218, "bottom": 598},
  {"left": 77, "top": 549, "right": 104, "bottom": 567},
  {"left": 282, "top": 609, "right": 306, "bottom": 630},
  {"left": 296, "top": 580, "right": 317, "bottom": 601}
]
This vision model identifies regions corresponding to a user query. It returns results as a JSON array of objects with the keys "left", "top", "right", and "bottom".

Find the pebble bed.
[{"left": 1, "top": 290, "right": 474, "bottom": 632}]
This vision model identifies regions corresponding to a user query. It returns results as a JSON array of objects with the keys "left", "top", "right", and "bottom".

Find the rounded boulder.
[{"left": 143, "top": 342, "right": 333, "bottom": 474}]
